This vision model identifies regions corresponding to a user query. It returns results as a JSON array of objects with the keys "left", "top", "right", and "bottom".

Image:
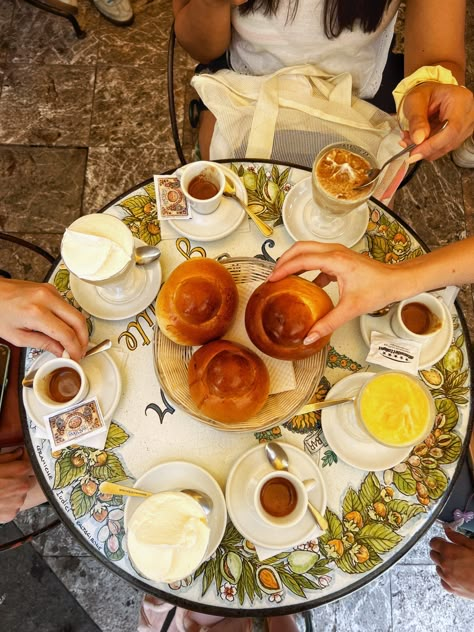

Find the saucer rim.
[
  {"left": 22, "top": 348, "right": 121, "bottom": 430},
  {"left": 359, "top": 298, "right": 454, "bottom": 370},
  {"left": 321, "top": 372, "right": 412, "bottom": 471},
  {"left": 282, "top": 176, "right": 369, "bottom": 248},
  {"left": 70, "top": 237, "right": 161, "bottom": 321},
  {"left": 167, "top": 166, "right": 247, "bottom": 242},
  {"left": 225, "top": 442, "right": 326, "bottom": 550},
  {"left": 124, "top": 460, "right": 227, "bottom": 561}
]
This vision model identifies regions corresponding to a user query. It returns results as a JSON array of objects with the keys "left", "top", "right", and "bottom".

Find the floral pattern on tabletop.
[{"left": 23, "top": 162, "right": 471, "bottom": 610}]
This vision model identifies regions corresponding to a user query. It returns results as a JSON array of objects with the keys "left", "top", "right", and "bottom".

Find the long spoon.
[
  {"left": 354, "top": 119, "right": 449, "bottom": 190},
  {"left": 22, "top": 338, "right": 112, "bottom": 388},
  {"left": 223, "top": 176, "right": 273, "bottom": 237},
  {"left": 264, "top": 441, "right": 328, "bottom": 531},
  {"left": 135, "top": 245, "right": 161, "bottom": 265},
  {"left": 98, "top": 481, "right": 213, "bottom": 516}
]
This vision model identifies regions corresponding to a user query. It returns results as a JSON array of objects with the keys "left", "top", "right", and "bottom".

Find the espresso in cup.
[
  {"left": 33, "top": 357, "right": 89, "bottom": 410},
  {"left": 401, "top": 301, "right": 442, "bottom": 335},
  {"left": 188, "top": 175, "right": 219, "bottom": 200},
  {"left": 259, "top": 475, "right": 298, "bottom": 518},
  {"left": 180, "top": 161, "right": 225, "bottom": 214},
  {"left": 48, "top": 366, "right": 82, "bottom": 403}
]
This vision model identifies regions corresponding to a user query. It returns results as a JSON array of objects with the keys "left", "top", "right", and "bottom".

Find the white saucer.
[
  {"left": 168, "top": 165, "right": 247, "bottom": 242},
  {"left": 321, "top": 373, "right": 411, "bottom": 471},
  {"left": 124, "top": 461, "right": 227, "bottom": 564},
  {"left": 282, "top": 176, "right": 369, "bottom": 248},
  {"left": 225, "top": 442, "right": 327, "bottom": 550},
  {"left": 70, "top": 238, "right": 162, "bottom": 321},
  {"left": 359, "top": 299, "right": 453, "bottom": 370},
  {"left": 22, "top": 348, "right": 121, "bottom": 431}
]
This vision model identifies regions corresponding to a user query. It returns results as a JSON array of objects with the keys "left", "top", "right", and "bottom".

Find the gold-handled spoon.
[
  {"left": 264, "top": 441, "right": 328, "bottom": 531},
  {"left": 22, "top": 338, "right": 112, "bottom": 388},
  {"left": 296, "top": 396, "right": 356, "bottom": 415},
  {"left": 223, "top": 176, "right": 273, "bottom": 237},
  {"left": 98, "top": 481, "right": 213, "bottom": 516}
]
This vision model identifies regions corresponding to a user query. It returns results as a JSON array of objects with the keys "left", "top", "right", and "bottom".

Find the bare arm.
[
  {"left": 400, "top": 0, "right": 473, "bottom": 160},
  {"left": 0, "top": 279, "right": 89, "bottom": 360},
  {"left": 268, "top": 238, "right": 474, "bottom": 343},
  {"left": 172, "top": 0, "right": 234, "bottom": 64}
]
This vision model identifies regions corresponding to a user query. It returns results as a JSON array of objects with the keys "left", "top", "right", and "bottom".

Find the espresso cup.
[
  {"left": 254, "top": 470, "right": 308, "bottom": 528},
  {"left": 61, "top": 214, "right": 147, "bottom": 303},
  {"left": 180, "top": 161, "right": 225, "bottom": 215},
  {"left": 33, "top": 357, "right": 89, "bottom": 410},
  {"left": 391, "top": 292, "right": 445, "bottom": 342}
]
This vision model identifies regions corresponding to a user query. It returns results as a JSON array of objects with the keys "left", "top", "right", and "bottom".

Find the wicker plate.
[{"left": 153, "top": 257, "right": 328, "bottom": 432}]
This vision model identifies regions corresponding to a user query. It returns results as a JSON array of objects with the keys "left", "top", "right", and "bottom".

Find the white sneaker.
[
  {"left": 452, "top": 135, "right": 474, "bottom": 168},
  {"left": 39, "top": 0, "right": 78, "bottom": 13},
  {"left": 93, "top": 0, "right": 134, "bottom": 26}
]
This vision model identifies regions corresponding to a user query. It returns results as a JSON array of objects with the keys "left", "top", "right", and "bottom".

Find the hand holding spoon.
[{"left": 264, "top": 441, "right": 328, "bottom": 531}]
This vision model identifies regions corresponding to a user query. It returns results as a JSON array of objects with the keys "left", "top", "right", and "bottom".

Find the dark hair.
[{"left": 239, "top": 0, "right": 395, "bottom": 38}]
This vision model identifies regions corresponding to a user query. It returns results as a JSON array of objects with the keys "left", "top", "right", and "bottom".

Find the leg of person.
[
  {"left": 93, "top": 0, "right": 134, "bottom": 27},
  {"left": 452, "top": 135, "right": 474, "bottom": 169},
  {"left": 198, "top": 110, "right": 216, "bottom": 161}
]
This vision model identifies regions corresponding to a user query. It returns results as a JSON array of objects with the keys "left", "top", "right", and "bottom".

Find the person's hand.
[
  {"left": 400, "top": 82, "right": 474, "bottom": 162},
  {"left": 268, "top": 242, "right": 410, "bottom": 344},
  {"left": 0, "top": 279, "right": 88, "bottom": 361},
  {"left": 430, "top": 527, "right": 474, "bottom": 599},
  {"left": 0, "top": 448, "right": 34, "bottom": 523}
]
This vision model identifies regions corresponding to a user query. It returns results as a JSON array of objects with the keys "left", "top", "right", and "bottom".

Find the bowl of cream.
[
  {"left": 126, "top": 491, "right": 210, "bottom": 584},
  {"left": 355, "top": 371, "right": 435, "bottom": 448}
]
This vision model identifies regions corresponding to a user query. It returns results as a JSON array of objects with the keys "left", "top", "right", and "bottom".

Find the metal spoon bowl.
[
  {"left": 135, "top": 245, "right": 161, "bottom": 265},
  {"left": 264, "top": 441, "right": 328, "bottom": 531}
]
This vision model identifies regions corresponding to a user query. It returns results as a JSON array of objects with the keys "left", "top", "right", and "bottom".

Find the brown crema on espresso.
[
  {"left": 188, "top": 175, "right": 219, "bottom": 200},
  {"left": 316, "top": 148, "right": 371, "bottom": 200}
]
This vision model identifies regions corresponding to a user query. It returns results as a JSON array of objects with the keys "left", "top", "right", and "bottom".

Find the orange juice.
[{"left": 357, "top": 372, "right": 434, "bottom": 447}]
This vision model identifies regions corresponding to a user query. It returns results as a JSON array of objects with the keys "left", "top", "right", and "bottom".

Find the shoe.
[
  {"left": 452, "top": 135, "right": 474, "bottom": 168},
  {"left": 34, "top": 0, "right": 78, "bottom": 14},
  {"left": 93, "top": 0, "right": 134, "bottom": 26}
]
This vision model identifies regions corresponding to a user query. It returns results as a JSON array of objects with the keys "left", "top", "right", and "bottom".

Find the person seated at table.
[
  {"left": 268, "top": 237, "right": 474, "bottom": 600},
  {"left": 173, "top": 0, "right": 474, "bottom": 165},
  {"left": 0, "top": 278, "right": 88, "bottom": 524}
]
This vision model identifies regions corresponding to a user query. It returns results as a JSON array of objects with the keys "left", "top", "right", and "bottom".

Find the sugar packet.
[
  {"left": 366, "top": 331, "right": 422, "bottom": 375},
  {"left": 154, "top": 175, "right": 191, "bottom": 220},
  {"left": 43, "top": 396, "right": 107, "bottom": 451}
]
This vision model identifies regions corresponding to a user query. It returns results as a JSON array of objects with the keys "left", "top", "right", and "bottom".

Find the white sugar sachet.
[{"left": 366, "top": 331, "right": 422, "bottom": 375}]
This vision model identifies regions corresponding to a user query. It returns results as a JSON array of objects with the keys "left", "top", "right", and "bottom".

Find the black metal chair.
[{"left": 24, "top": 0, "right": 86, "bottom": 38}]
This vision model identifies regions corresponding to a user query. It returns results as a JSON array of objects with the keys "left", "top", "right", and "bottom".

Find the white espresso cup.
[
  {"left": 180, "top": 161, "right": 225, "bottom": 215},
  {"left": 33, "top": 357, "right": 89, "bottom": 410},
  {"left": 254, "top": 470, "right": 309, "bottom": 528},
  {"left": 391, "top": 292, "right": 445, "bottom": 342}
]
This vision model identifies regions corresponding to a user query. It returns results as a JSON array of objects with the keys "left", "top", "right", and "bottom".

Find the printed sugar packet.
[
  {"left": 366, "top": 331, "right": 422, "bottom": 375},
  {"left": 44, "top": 397, "right": 107, "bottom": 451},
  {"left": 154, "top": 175, "right": 191, "bottom": 220}
]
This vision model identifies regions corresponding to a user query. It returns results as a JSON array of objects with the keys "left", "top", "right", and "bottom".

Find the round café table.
[{"left": 21, "top": 160, "right": 473, "bottom": 617}]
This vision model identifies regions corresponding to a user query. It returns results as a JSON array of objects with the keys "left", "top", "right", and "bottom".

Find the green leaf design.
[
  {"left": 393, "top": 469, "right": 417, "bottom": 496},
  {"left": 271, "top": 165, "right": 279, "bottom": 183},
  {"left": 426, "top": 468, "right": 448, "bottom": 500},
  {"left": 336, "top": 548, "right": 382, "bottom": 574},
  {"left": 359, "top": 472, "right": 381, "bottom": 508},
  {"left": 437, "top": 433, "right": 462, "bottom": 464},
  {"left": 143, "top": 183, "right": 156, "bottom": 201},
  {"left": 321, "top": 508, "right": 343, "bottom": 541},
  {"left": 120, "top": 195, "right": 150, "bottom": 217},
  {"left": 54, "top": 452, "right": 86, "bottom": 489},
  {"left": 242, "top": 558, "right": 258, "bottom": 603},
  {"left": 105, "top": 422, "right": 130, "bottom": 450},
  {"left": 201, "top": 558, "right": 216, "bottom": 596},
  {"left": 307, "top": 561, "right": 332, "bottom": 577},
  {"left": 91, "top": 453, "right": 128, "bottom": 482},
  {"left": 435, "top": 398, "right": 459, "bottom": 431},
  {"left": 357, "top": 523, "right": 402, "bottom": 553},
  {"left": 343, "top": 488, "right": 365, "bottom": 518},
  {"left": 370, "top": 235, "right": 390, "bottom": 262},
  {"left": 54, "top": 268, "right": 70, "bottom": 293},
  {"left": 105, "top": 538, "right": 125, "bottom": 562},
  {"left": 278, "top": 569, "right": 307, "bottom": 598},
  {"left": 455, "top": 333, "right": 465, "bottom": 348},
  {"left": 277, "top": 167, "right": 290, "bottom": 188},
  {"left": 221, "top": 522, "right": 243, "bottom": 548},
  {"left": 386, "top": 498, "right": 425, "bottom": 523},
  {"left": 256, "top": 166, "right": 267, "bottom": 194},
  {"left": 70, "top": 484, "right": 96, "bottom": 519}
]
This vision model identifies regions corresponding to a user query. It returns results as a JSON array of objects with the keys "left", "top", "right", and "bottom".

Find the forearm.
[
  {"left": 393, "top": 237, "right": 474, "bottom": 298},
  {"left": 404, "top": 0, "right": 466, "bottom": 83},
  {"left": 172, "top": 0, "right": 232, "bottom": 63}
]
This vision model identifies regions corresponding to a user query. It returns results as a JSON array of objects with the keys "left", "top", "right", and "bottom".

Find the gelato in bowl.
[
  {"left": 126, "top": 491, "right": 210, "bottom": 584},
  {"left": 355, "top": 371, "right": 435, "bottom": 448}
]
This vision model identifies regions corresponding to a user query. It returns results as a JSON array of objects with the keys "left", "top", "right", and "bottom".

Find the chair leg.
[
  {"left": 24, "top": 0, "right": 87, "bottom": 39},
  {"left": 167, "top": 23, "right": 187, "bottom": 166}
]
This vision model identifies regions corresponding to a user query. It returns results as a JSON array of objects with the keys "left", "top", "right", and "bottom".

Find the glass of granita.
[{"left": 309, "top": 142, "right": 377, "bottom": 239}]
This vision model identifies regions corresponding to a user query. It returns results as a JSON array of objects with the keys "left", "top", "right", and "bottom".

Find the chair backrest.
[{"left": 167, "top": 24, "right": 187, "bottom": 166}]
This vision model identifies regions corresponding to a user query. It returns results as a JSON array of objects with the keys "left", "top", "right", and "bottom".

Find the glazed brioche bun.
[
  {"left": 245, "top": 276, "right": 334, "bottom": 361},
  {"left": 188, "top": 340, "right": 270, "bottom": 424},
  {"left": 156, "top": 258, "right": 238, "bottom": 346}
]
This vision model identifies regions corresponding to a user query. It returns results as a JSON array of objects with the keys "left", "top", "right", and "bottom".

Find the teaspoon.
[
  {"left": 135, "top": 245, "right": 161, "bottom": 265},
  {"left": 223, "top": 176, "right": 273, "bottom": 237},
  {"left": 264, "top": 441, "right": 328, "bottom": 531},
  {"left": 98, "top": 481, "right": 213, "bottom": 516}
]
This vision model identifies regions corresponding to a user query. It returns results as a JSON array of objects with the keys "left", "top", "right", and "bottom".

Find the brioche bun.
[
  {"left": 188, "top": 340, "right": 270, "bottom": 424},
  {"left": 245, "top": 276, "right": 334, "bottom": 360},
  {"left": 156, "top": 258, "right": 238, "bottom": 345}
]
